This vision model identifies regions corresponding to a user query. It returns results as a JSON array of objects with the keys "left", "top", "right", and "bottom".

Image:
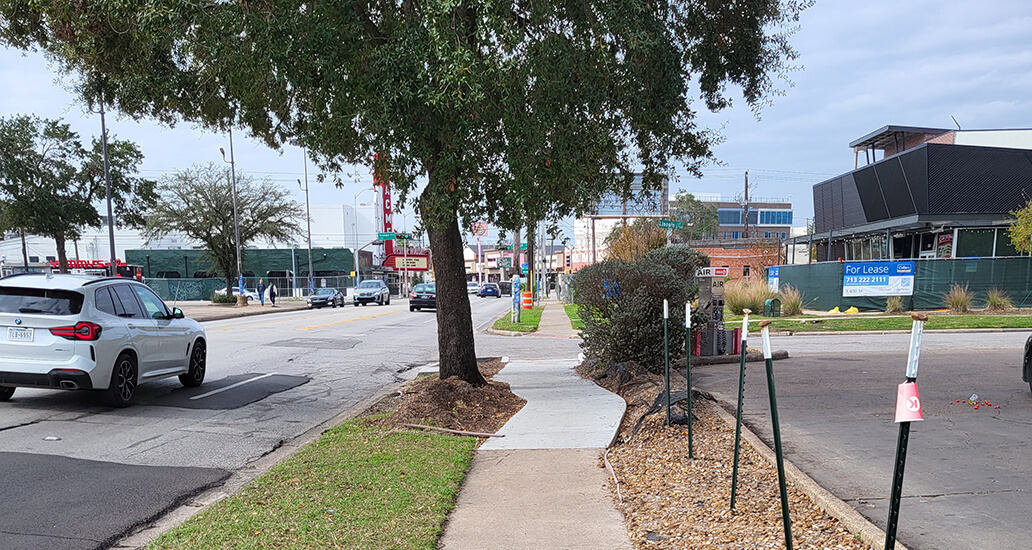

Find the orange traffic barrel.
[{"left": 521, "top": 291, "right": 533, "bottom": 310}]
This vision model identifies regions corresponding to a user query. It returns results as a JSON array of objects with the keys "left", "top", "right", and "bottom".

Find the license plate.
[{"left": 7, "top": 327, "right": 34, "bottom": 342}]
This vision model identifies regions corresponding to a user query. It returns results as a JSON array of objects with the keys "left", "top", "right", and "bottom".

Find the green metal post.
[
  {"left": 664, "top": 299, "right": 671, "bottom": 426},
  {"left": 761, "top": 321, "right": 792, "bottom": 549},
  {"left": 885, "top": 313, "right": 927, "bottom": 549},
  {"left": 686, "top": 302, "right": 693, "bottom": 459},
  {"left": 730, "top": 310, "right": 750, "bottom": 510}
]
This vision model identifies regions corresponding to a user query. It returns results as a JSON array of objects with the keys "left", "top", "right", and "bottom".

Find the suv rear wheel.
[
  {"left": 0, "top": 386, "right": 14, "bottom": 402},
  {"left": 104, "top": 353, "right": 138, "bottom": 407}
]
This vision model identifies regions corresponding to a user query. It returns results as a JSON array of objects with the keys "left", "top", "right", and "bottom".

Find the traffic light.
[
  {"left": 565, "top": 254, "right": 571, "bottom": 268},
  {"left": 397, "top": 232, "right": 412, "bottom": 240},
  {"left": 502, "top": 244, "right": 513, "bottom": 250}
]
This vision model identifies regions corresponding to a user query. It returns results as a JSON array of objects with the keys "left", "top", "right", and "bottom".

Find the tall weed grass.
[
  {"left": 778, "top": 285, "right": 804, "bottom": 316},
  {"left": 944, "top": 283, "right": 973, "bottom": 313},
  {"left": 984, "top": 287, "right": 1013, "bottom": 312},
  {"left": 725, "top": 279, "right": 777, "bottom": 315},
  {"left": 885, "top": 296, "right": 904, "bottom": 314}
]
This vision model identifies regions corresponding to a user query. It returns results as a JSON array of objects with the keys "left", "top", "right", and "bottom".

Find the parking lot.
[{"left": 692, "top": 331, "right": 1032, "bottom": 550}]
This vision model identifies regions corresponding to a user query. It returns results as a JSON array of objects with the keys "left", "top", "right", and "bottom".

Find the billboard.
[{"left": 842, "top": 261, "right": 915, "bottom": 297}]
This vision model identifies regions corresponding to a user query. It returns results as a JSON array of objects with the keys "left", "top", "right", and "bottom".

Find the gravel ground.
[{"left": 590, "top": 362, "right": 873, "bottom": 550}]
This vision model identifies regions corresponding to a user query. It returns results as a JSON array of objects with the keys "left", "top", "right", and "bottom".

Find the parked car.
[
  {"left": 154, "top": 271, "right": 182, "bottom": 279},
  {"left": 354, "top": 279, "right": 391, "bottom": 306},
  {"left": 1023, "top": 335, "right": 1032, "bottom": 394},
  {"left": 308, "top": 288, "right": 345, "bottom": 309},
  {"left": 466, "top": 281, "right": 480, "bottom": 294},
  {"left": 214, "top": 287, "right": 261, "bottom": 302},
  {"left": 478, "top": 283, "right": 501, "bottom": 298},
  {"left": 0, "top": 273, "right": 207, "bottom": 407},
  {"left": 409, "top": 283, "right": 437, "bottom": 311}
]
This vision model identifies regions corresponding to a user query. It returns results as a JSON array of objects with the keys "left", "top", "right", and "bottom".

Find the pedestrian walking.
[
  {"left": 269, "top": 283, "right": 277, "bottom": 307},
  {"left": 257, "top": 278, "right": 266, "bottom": 306}
]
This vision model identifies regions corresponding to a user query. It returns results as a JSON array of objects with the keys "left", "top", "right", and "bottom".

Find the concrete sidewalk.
[
  {"left": 528, "top": 299, "right": 581, "bottom": 339},
  {"left": 438, "top": 358, "right": 632, "bottom": 550}
]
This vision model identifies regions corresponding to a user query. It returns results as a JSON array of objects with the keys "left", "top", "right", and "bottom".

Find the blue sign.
[
  {"left": 520, "top": 262, "right": 529, "bottom": 275},
  {"left": 767, "top": 266, "right": 780, "bottom": 292},
  {"left": 842, "top": 262, "right": 915, "bottom": 297}
]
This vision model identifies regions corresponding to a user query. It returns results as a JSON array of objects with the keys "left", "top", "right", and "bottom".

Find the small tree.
[
  {"left": 0, "top": 114, "right": 155, "bottom": 272},
  {"left": 1008, "top": 198, "right": 1032, "bottom": 254},
  {"left": 145, "top": 163, "right": 304, "bottom": 294},
  {"left": 605, "top": 219, "right": 668, "bottom": 262},
  {"left": 671, "top": 191, "right": 719, "bottom": 241}
]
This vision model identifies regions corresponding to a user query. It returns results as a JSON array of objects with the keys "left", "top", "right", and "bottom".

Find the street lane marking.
[
  {"left": 298, "top": 310, "right": 399, "bottom": 331},
  {"left": 190, "top": 373, "right": 278, "bottom": 400},
  {"left": 213, "top": 316, "right": 309, "bottom": 332}
]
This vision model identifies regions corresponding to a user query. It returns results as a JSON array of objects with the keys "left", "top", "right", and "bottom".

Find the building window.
[
  {"left": 743, "top": 265, "right": 750, "bottom": 277},
  {"left": 956, "top": 229, "right": 995, "bottom": 257},
  {"left": 718, "top": 209, "right": 742, "bottom": 225},
  {"left": 781, "top": 232, "right": 787, "bottom": 239},
  {"left": 732, "top": 231, "right": 739, "bottom": 239},
  {"left": 764, "top": 232, "right": 771, "bottom": 238}
]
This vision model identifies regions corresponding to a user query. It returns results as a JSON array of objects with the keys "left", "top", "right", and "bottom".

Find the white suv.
[
  {"left": 0, "top": 273, "right": 207, "bottom": 407},
  {"left": 353, "top": 279, "right": 391, "bottom": 306}
]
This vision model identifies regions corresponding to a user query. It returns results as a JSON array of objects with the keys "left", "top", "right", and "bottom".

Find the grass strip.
[
  {"left": 564, "top": 304, "right": 585, "bottom": 331},
  {"left": 148, "top": 417, "right": 475, "bottom": 550},
  {"left": 732, "top": 314, "right": 1032, "bottom": 332},
  {"left": 492, "top": 306, "right": 543, "bottom": 332}
]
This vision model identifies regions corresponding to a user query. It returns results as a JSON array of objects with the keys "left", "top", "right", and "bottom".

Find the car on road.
[
  {"left": 214, "top": 287, "right": 261, "bottom": 302},
  {"left": 0, "top": 273, "right": 207, "bottom": 407},
  {"left": 466, "top": 281, "right": 480, "bottom": 294},
  {"left": 478, "top": 283, "right": 501, "bottom": 298},
  {"left": 308, "top": 288, "right": 345, "bottom": 309},
  {"left": 354, "top": 279, "right": 391, "bottom": 306},
  {"left": 409, "top": 283, "right": 437, "bottom": 311}
]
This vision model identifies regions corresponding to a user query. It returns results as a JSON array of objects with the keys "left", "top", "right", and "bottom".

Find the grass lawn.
[
  {"left": 729, "top": 314, "right": 1032, "bottom": 332},
  {"left": 492, "top": 306, "right": 543, "bottom": 332},
  {"left": 148, "top": 417, "right": 475, "bottom": 550},
  {"left": 564, "top": 304, "right": 585, "bottom": 331}
]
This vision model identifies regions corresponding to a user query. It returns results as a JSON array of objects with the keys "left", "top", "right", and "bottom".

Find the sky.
[{"left": 2, "top": 0, "right": 1031, "bottom": 245}]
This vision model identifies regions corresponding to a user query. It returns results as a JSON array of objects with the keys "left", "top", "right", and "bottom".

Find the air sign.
[{"left": 842, "top": 261, "right": 915, "bottom": 297}]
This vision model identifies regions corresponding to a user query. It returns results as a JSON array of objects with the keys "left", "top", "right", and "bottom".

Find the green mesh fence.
[
  {"left": 776, "top": 257, "right": 1032, "bottom": 312},
  {"left": 144, "top": 278, "right": 228, "bottom": 302}
]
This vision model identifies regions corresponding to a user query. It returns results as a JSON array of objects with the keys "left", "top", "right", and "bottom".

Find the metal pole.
[
  {"left": 221, "top": 130, "right": 243, "bottom": 302},
  {"left": 686, "top": 302, "right": 694, "bottom": 459},
  {"left": 730, "top": 309, "right": 751, "bottom": 510},
  {"left": 760, "top": 320, "right": 793, "bottom": 549},
  {"left": 299, "top": 175, "right": 313, "bottom": 294},
  {"left": 664, "top": 299, "right": 671, "bottom": 426},
  {"left": 885, "top": 312, "right": 928, "bottom": 550},
  {"left": 291, "top": 245, "right": 298, "bottom": 297},
  {"left": 353, "top": 196, "right": 360, "bottom": 285},
  {"left": 99, "top": 102, "right": 116, "bottom": 276}
]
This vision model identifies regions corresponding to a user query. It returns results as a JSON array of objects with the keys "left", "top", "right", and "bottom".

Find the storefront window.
[
  {"left": 995, "top": 228, "right": 1021, "bottom": 256},
  {"left": 956, "top": 229, "right": 995, "bottom": 257}
]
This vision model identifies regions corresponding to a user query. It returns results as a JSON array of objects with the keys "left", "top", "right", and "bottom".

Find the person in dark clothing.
[{"left": 269, "top": 284, "right": 277, "bottom": 307}]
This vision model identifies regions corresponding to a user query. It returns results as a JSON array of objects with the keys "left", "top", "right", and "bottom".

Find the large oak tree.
[{"left": 0, "top": 1, "right": 806, "bottom": 385}]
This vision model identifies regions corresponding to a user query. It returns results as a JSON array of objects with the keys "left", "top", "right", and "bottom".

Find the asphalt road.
[
  {"left": 692, "top": 330, "right": 1032, "bottom": 550},
  {"left": 0, "top": 295, "right": 555, "bottom": 550}
]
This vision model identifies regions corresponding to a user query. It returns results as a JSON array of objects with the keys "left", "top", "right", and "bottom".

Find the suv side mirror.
[{"left": 172, "top": 307, "right": 185, "bottom": 319}]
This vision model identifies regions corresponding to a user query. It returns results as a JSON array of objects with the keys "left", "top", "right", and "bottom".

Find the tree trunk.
[
  {"left": 428, "top": 212, "right": 486, "bottom": 386},
  {"left": 526, "top": 222, "right": 536, "bottom": 300},
  {"left": 226, "top": 275, "right": 234, "bottom": 297},
  {"left": 19, "top": 231, "right": 28, "bottom": 272},
  {"left": 54, "top": 233, "right": 69, "bottom": 274}
]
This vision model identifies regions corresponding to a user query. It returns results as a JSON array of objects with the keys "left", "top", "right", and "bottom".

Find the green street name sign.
[
  {"left": 520, "top": 242, "right": 528, "bottom": 250},
  {"left": 658, "top": 219, "right": 684, "bottom": 230},
  {"left": 498, "top": 257, "right": 512, "bottom": 268},
  {"left": 378, "top": 232, "right": 396, "bottom": 241}
]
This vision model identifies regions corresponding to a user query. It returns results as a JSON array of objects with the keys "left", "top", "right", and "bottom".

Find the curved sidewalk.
[{"left": 440, "top": 342, "right": 632, "bottom": 548}]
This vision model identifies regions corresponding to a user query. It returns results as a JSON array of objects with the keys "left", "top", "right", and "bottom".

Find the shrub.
[
  {"left": 885, "top": 296, "right": 904, "bottom": 314},
  {"left": 573, "top": 258, "right": 690, "bottom": 374},
  {"left": 724, "top": 278, "right": 777, "bottom": 315},
  {"left": 211, "top": 291, "right": 236, "bottom": 304},
  {"left": 944, "top": 283, "right": 973, "bottom": 313},
  {"left": 778, "top": 285, "right": 804, "bottom": 316},
  {"left": 984, "top": 287, "right": 1013, "bottom": 312},
  {"left": 642, "top": 245, "right": 710, "bottom": 284}
]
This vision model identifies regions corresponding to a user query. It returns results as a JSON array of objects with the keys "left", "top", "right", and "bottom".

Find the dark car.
[
  {"left": 478, "top": 282, "right": 501, "bottom": 298},
  {"left": 307, "top": 288, "right": 345, "bottom": 309},
  {"left": 409, "top": 283, "right": 436, "bottom": 311}
]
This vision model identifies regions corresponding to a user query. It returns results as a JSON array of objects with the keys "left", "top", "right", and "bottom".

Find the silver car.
[
  {"left": 0, "top": 274, "right": 207, "bottom": 407},
  {"left": 353, "top": 279, "right": 391, "bottom": 306}
]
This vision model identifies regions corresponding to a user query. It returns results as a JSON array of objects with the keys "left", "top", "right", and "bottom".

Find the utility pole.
[
  {"left": 220, "top": 129, "right": 244, "bottom": 306},
  {"left": 743, "top": 171, "right": 750, "bottom": 240},
  {"left": 99, "top": 100, "right": 117, "bottom": 276}
]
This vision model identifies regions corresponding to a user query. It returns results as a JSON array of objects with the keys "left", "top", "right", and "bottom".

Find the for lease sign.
[{"left": 842, "top": 261, "right": 915, "bottom": 297}]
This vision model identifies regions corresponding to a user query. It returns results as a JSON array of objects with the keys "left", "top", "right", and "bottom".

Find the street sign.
[
  {"left": 472, "top": 222, "right": 488, "bottom": 237},
  {"left": 498, "top": 257, "right": 512, "bottom": 268},
  {"left": 658, "top": 219, "right": 684, "bottom": 230},
  {"left": 378, "top": 232, "right": 396, "bottom": 241},
  {"left": 520, "top": 243, "right": 527, "bottom": 250},
  {"left": 520, "top": 263, "right": 529, "bottom": 274}
]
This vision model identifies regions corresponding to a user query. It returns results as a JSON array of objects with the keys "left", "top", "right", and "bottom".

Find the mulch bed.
[{"left": 582, "top": 360, "right": 872, "bottom": 549}]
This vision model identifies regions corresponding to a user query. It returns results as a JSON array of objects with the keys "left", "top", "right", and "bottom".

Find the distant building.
[{"left": 795, "top": 125, "right": 1032, "bottom": 261}]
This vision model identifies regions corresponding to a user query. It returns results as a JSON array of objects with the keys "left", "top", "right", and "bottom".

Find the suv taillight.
[{"left": 50, "top": 322, "right": 103, "bottom": 341}]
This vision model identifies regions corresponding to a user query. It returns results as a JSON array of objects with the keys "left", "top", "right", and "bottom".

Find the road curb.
[
  {"left": 706, "top": 397, "right": 910, "bottom": 550},
  {"left": 771, "top": 327, "right": 1032, "bottom": 336},
  {"left": 692, "top": 350, "right": 789, "bottom": 366}
]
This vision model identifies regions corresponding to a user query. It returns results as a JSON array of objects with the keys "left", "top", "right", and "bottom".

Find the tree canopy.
[
  {"left": 0, "top": 1, "right": 808, "bottom": 383},
  {"left": 1008, "top": 197, "right": 1032, "bottom": 254},
  {"left": 605, "top": 218, "right": 668, "bottom": 262},
  {"left": 670, "top": 190, "right": 719, "bottom": 241},
  {"left": 145, "top": 163, "right": 304, "bottom": 293},
  {"left": 0, "top": 114, "right": 154, "bottom": 271}
]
